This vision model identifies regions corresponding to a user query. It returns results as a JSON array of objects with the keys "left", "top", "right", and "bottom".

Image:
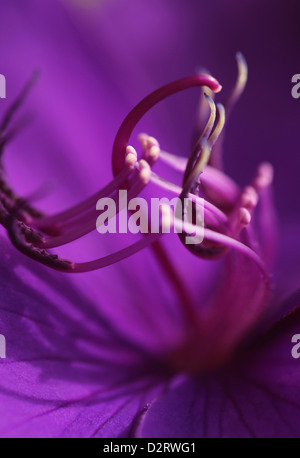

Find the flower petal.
[
  {"left": 0, "top": 240, "right": 165, "bottom": 438},
  {"left": 137, "top": 307, "right": 300, "bottom": 438}
]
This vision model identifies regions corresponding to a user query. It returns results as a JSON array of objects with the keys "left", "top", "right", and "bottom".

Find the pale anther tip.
[
  {"left": 139, "top": 159, "right": 151, "bottom": 183},
  {"left": 239, "top": 207, "right": 251, "bottom": 226},
  {"left": 126, "top": 145, "right": 137, "bottom": 156},
  {"left": 149, "top": 145, "right": 160, "bottom": 159},
  {"left": 147, "top": 136, "right": 160, "bottom": 147}
]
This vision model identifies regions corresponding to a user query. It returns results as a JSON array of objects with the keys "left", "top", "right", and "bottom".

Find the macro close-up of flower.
[{"left": 0, "top": 0, "right": 300, "bottom": 439}]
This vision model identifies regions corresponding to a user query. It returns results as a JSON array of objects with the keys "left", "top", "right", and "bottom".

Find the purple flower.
[{"left": 0, "top": 0, "right": 300, "bottom": 439}]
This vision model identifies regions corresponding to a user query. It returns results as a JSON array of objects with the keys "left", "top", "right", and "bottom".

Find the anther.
[
  {"left": 238, "top": 207, "right": 252, "bottom": 228},
  {"left": 8, "top": 203, "right": 74, "bottom": 272},
  {"left": 253, "top": 162, "right": 274, "bottom": 190},
  {"left": 125, "top": 145, "right": 138, "bottom": 169},
  {"left": 138, "top": 159, "right": 151, "bottom": 184},
  {"left": 240, "top": 186, "right": 258, "bottom": 211}
]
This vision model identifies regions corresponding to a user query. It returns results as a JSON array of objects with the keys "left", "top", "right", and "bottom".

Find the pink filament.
[{"left": 112, "top": 74, "right": 222, "bottom": 176}]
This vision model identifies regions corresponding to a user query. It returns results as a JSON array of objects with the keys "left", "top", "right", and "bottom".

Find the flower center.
[{"left": 0, "top": 56, "right": 274, "bottom": 374}]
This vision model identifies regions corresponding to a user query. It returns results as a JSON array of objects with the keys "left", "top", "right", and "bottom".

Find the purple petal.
[
  {"left": 138, "top": 307, "right": 300, "bottom": 438},
  {"left": 0, "top": 241, "right": 166, "bottom": 437}
]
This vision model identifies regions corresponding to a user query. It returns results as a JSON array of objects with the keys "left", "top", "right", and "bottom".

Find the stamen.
[
  {"left": 182, "top": 140, "right": 212, "bottom": 194},
  {"left": 8, "top": 200, "right": 167, "bottom": 273},
  {"left": 252, "top": 162, "right": 274, "bottom": 190},
  {"left": 2, "top": 64, "right": 273, "bottom": 342},
  {"left": 158, "top": 149, "right": 188, "bottom": 172},
  {"left": 138, "top": 159, "right": 151, "bottom": 184},
  {"left": 35, "top": 155, "right": 155, "bottom": 249},
  {"left": 228, "top": 186, "right": 258, "bottom": 236},
  {"left": 30, "top": 138, "right": 159, "bottom": 235},
  {"left": 239, "top": 207, "right": 252, "bottom": 227},
  {"left": 3, "top": 72, "right": 262, "bottom": 280},
  {"left": 17, "top": 221, "right": 45, "bottom": 244},
  {"left": 191, "top": 83, "right": 214, "bottom": 148},
  {"left": 148, "top": 170, "right": 228, "bottom": 224},
  {"left": 158, "top": 148, "right": 240, "bottom": 208},
  {"left": 125, "top": 145, "right": 138, "bottom": 168},
  {"left": 207, "top": 104, "right": 225, "bottom": 147},
  {"left": 177, "top": 109, "right": 228, "bottom": 258},
  {"left": 71, "top": 231, "right": 162, "bottom": 273},
  {"left": 178, "top": 142, "right": 225, "bottom": 258},
  {"left": 8, "top": 203, "right": 74, "bottom": 272},
  {"left": 173, "top": 214, "right": 268, "bottom": 279},
  {"left": 149, "top": 145, "right": 160, "bottom": 161},
  {"left": 233, "top": 207, "right": 252, "bottom": 234},
  {"left": 200, "top": 165, "right": 240, "bottom": 205},
  {"left": 223, "top": 53, "right": 248, "bottom": 113},
  {"left": 112, "top": 74, "right": 222, "bottom": 176},
  {"left": 240, "top": 186, "right": 258, "bottom": 211},
  {"left": 183, "top": 94, "right": 216, "bottom": 184},
  {"left": 30, "top": 146, "right": 138, "bottom": 231},
  {"left": 208, "top": 53, "right": 247, "bottom": 169},
  {"left": 182, "top": 104, "right": 225, "bottom": 197},
  {"left": 132, "top": 135, "right": 200, "bottom": 322},
  {"left": 29, "top": 75, "right": 220, "bottom": 236}
]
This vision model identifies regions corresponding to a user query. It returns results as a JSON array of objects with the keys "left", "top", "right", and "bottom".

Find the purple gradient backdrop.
[{"left": 0, "top": 0, "right": 300, "bottom": 438}]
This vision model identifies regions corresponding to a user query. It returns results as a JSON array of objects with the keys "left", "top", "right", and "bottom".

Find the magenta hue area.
[{"left": 0, "top": 0, "right": 300, "bottom": 438}]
